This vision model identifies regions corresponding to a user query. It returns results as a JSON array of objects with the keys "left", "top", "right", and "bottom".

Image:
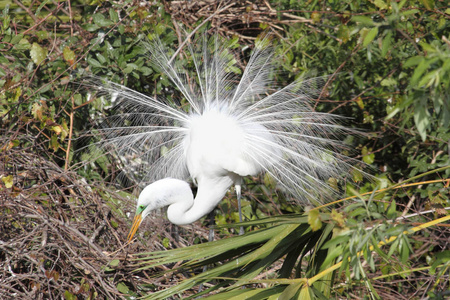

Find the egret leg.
[
  {"left": 199, "top": 211, "right": 215, "bottom": 293},
  {"left": 207, "top": 210, "right": 215, "bottom": 242},
  {"left": 236, "top": 184, "right": 244, "bottom": 235}
]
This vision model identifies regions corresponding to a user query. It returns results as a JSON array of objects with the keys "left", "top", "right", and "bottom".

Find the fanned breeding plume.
[{"left": 84, "top": 33, "right": 367, "bottom": 227}]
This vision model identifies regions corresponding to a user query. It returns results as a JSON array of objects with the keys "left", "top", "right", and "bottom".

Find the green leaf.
[
  {"left": 109, "top": 259, "right": 120, "bottom": 267},
  {"left": 11, "top": 34, "right": 23, "bottom": 45},
  {"left": 116, "top": 282, "right": 129, "bottom": 293},
  {"left": 279, "top": 283, "right": 302, "bottom": 300},
  {"left": 401, "top": 9, "right": 420, "bottom": 16},
  {"left": 92, "top": 13, "right": 114, "bottom": 27},
  {"left": 109, "top": 8, "right": 119, "bottom": 23},
  {"left": 30, "top": 42, "right": 48, "bottom": 65},
  {"left": 363, "top": 27, "right": 378, "bottom": 47},
  {"left": 414, "top": 102, "right": 430, "bottom": 141},
  {"left": 352, "top": 16, "right": 374, "bottom": 26},
  {"left": 362, "top": 146, "right": 375, "bottom": 164},
  {"left": 373, "top": 0, "right": 388, "bottom": 9},
  {"left": 322, "top": 235, "right": 350, "bottom": 249},
  {"left": 83, "top": 23, "right": 100, "bottom": 32},
  {"left": 95, "top": 53, "right": 107, "bottom": 64},
  {"left": 64, "top": 290, "right": 77, "bottom": 300},
  {"left": 381, "top": 31, "right": 392, "bottom": 57},
  {"left": 386, "top": 201, "right": 397, "bottom": 219},
  {"left": 430, "top": 250, "right": 450, "bottom": 274},
  {"left": 87, "top": 57, "right": 102, "bottom": 68},
  {"left": 403, "top": 56, "right": 424, "bottom": 68}
]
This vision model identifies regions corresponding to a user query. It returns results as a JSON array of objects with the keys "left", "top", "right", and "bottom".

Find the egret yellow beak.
[{"left": 127, "top": 213, "right": 143, "bottom": 243}]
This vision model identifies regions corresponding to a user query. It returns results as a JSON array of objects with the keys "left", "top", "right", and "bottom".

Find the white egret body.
[{"left": 87, "top": 35, "right": 364, "bottom": 242}]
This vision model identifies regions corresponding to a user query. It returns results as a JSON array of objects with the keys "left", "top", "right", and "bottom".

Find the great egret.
[{"left": 88, "top": 34, "right": 365, "bottom": 242}]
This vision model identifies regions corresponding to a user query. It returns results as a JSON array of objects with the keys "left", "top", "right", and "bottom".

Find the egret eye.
[{"left": 137, "top": 205, "right": 146, "bottom": 214}]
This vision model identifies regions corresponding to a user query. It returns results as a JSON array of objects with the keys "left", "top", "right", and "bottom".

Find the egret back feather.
[{"left": 87, "top": 34, "right": 364, "bottom": 205}]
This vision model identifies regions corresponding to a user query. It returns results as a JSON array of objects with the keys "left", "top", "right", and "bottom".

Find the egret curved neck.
[{"left": 167, "top": 176, "right": 233, "bottom": 225}]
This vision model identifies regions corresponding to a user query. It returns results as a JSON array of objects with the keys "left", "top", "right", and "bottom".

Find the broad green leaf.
[
  {"left": 64, "top": 290, "right": 77, "bottom": 300},
  {"left": 279, "top": 283, "right": 302, "bottom": 300},
  {"left": 10, "top": 34, "right": 23, "bottom": 44},
  {"left": 87, "top": 57, "right": 102, "bottom": 68},
  {"left": 92, "top": 13, "right": 114, "bottom": 27},
  {"left": 116, "top": 282, "right": 129, "bottom": 293},
  {"left": 30, "top": 42, "right": 48, "bottom": 64},
  {"left": 363, "top": 27, "right": 378, "bottom": 47},
  {"left": 401, "top": 9, "right": 420, "bottom": 16},
  {"left": 381, "top": 31, "right": 392, "bottom": 57},
  {"left": 404, "top": 56, "right": 424, "bottom": 68},
  {"left": 109, "top": 259, "right": 120, "bottom": 267},
  {"left": 95, "top": 53, "right": 107, "bottom": 64},
  {"left": 414, "top": 103, "right": 430, "bottom": 141},
  {"left": 109, "top": 8, "right": 119, "bottom": 23},
  {"left": 352, "top": 16, "right": 374, "bottom": 26},
  {"left": 373, "top": 0, "right": 388, "bottom": 9}
]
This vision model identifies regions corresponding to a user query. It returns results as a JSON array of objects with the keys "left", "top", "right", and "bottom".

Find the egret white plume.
[{"left": 84, "top": 33, "right": 366, "bottom": 239}]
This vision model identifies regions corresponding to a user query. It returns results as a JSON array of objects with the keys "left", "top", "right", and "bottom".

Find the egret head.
[
  {"left": 126, "top": 185, "right": 157, "bottom": 243},
  {"left": 126, "top": 178, "right": 193, "bottom": 243}
]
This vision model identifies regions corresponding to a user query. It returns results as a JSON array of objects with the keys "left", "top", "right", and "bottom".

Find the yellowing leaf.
[
  {"left": 61, "top": 119, "right": 69, "bottom": 141},
  {"left": 32, "top": 102, "right": 46, "bottom": 121},
  {"left": 13, "top": 87, "right": 22, "bottom": 103},
  {"left": 331, "top": 209, "right": 346, "bottom": 228},
  {"left": 52, "top": 125, "right": 62, "bottom": 135},
  {"left": 298, "top": 285, "right": 311, "bottom": 300},
  {"left": 50, "top": 134, "right": 59, "bottom": 152},
  {"left": 356, "top": 97, "right": 365, "bottom": 109},
  {"left": 311, "top": 12, "right": 321, "bottom": 23},
  {"left": 2, "top": 175, "right": 13, "bottom": 188},
  {"left": 30, "top": 43, "right": 48, "bottom": 65},
  {"left": 63, "top": 46, "right": 76, "bottom": 65},
  {"left": 328, "top": 177, "right": 338, "bottom": 191},
  {"left": 420, "top": 0, "right": 435, "bottom": 10},
  {"left": 337, "top": 24, "right": 350, "bottom": 43},
  {"left": 307, "top": 209, "right": 322, "bottom": 231}
]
